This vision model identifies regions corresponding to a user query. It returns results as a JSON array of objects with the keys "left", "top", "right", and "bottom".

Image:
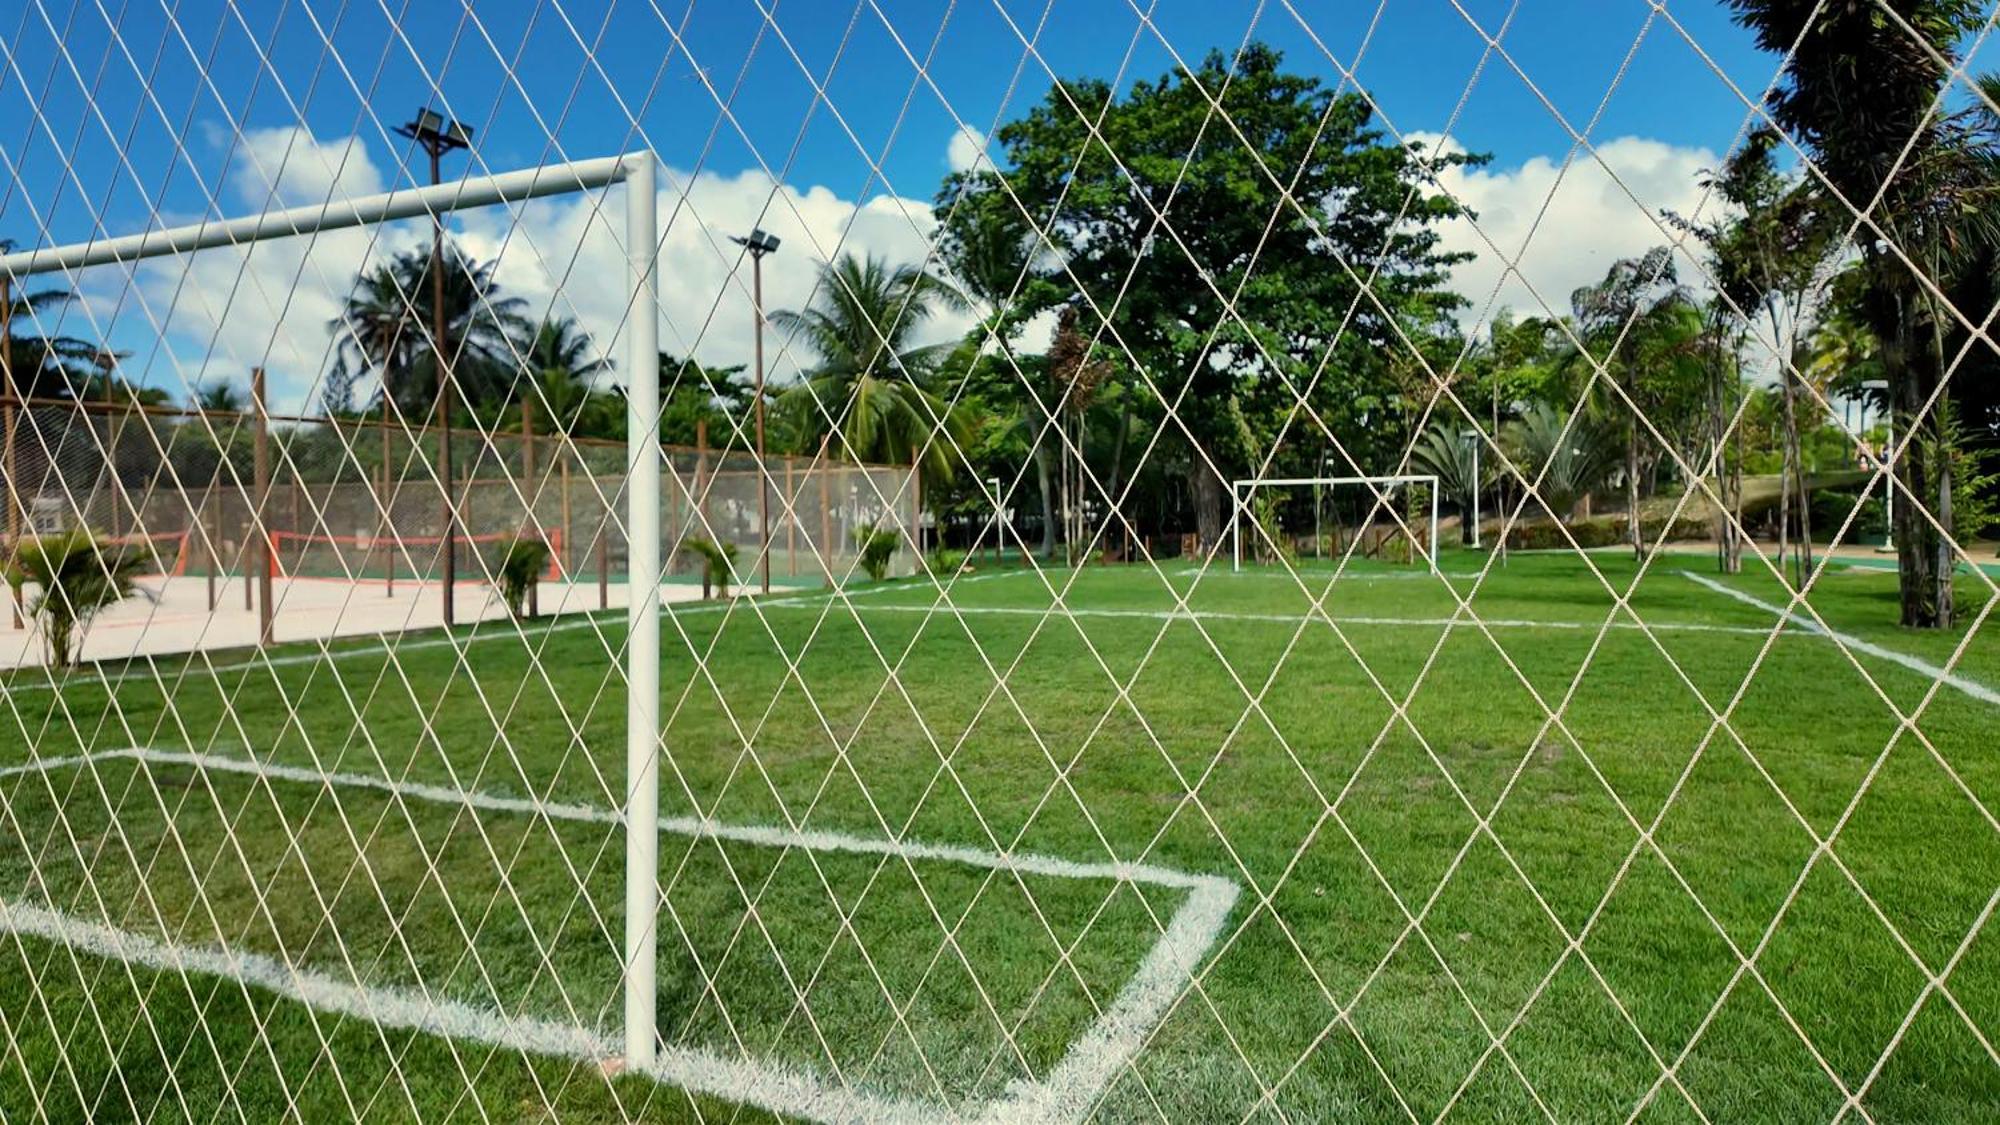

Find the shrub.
[
  {"left": 678, "top": 536, "right": 738, "bottom": 599},
  {"left": 928, "top": 547, "right": 968, "bottom": 577},
  {"left": 495, "top": 536, "right": 552, "bottom": 618},
  {"left": 1811, "top": 489, "right": 1887, "bottom": 541},
  {"left": 1505, "top": 513, "right": 1707, "bottom": 551},
  {"left": 854, "top": 525, "right": 903, "bottom": 582},
  {"left": 6, "top": 532, "right": 147, "bottom": 667}
]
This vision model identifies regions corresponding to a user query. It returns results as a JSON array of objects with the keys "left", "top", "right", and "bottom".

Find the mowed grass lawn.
[{"left": 0, "top": 548, "right": 1995, "bottom": 1122}]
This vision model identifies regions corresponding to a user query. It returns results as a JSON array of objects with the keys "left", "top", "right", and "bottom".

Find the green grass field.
[{"left": 0, "top": 548, "right": 1995, "bottom": 1122}]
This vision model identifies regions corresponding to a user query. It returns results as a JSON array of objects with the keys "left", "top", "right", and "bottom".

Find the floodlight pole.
[
  {"left": 622, "top": 155, "right": 662, "bottom": 1071},
  {"left": 396, "top": 109, "right": 473, "bottom": 627},
  {"left": 0, "top": 148, "right": 664, "bottom": 1073},
  {"left": 731, "top": 229, "right": 780, "bottom": 595},
  {"left": 1468, "top": 432, "right": 1481, "bottom": 550}
]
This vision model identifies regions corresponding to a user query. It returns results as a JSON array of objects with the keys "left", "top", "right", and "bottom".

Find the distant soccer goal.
[{"left": 1230, "top": 474, "right": 1439, "bottom": 573}]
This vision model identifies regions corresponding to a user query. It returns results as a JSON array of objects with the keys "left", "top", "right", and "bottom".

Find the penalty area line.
[
  {"left": 0, "top": 746, "right": 1237, "bottom": 1125},
  {"left": 1680, "top": 571, "right": 2000, "bottom": 708}
]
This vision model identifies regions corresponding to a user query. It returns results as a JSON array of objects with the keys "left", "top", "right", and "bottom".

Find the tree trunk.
[
  {"left": 1107, "top": 405, "right": 1133, "bottom": 560},
  {"left": 1894, "top": 362, "right": 1947, "bottom": 628},
  {"left": 1191, "top": 456, "right": 1225, "bottom": 555},
  {"left": 1626, "top": 425, "right": 1641, "bottom": 561},
  {"left": 1728, "top": 383, "right": 1745, "bottom": 574},
  {"left": 1779, "top": 369, "right": 1795, "bottom": 585},
  {"left": 1938, "top": 441, "right": 1955, "bottom": 625},
  {"left": 1779, "top": 364, "right": 1817, "bottom": 585},
  {"left": 1033, "top": 445, "right": 1055, "bottom": 558}
]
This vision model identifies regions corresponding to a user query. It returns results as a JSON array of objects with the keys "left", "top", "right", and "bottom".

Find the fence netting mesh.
[{"left": 0, "top": 3, "right": 1996, "bottom": 1123}]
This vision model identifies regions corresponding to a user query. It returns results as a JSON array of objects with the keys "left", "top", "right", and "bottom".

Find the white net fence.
[{"left": 1, "top": 2, "right": 1996, "bottom": 1122}]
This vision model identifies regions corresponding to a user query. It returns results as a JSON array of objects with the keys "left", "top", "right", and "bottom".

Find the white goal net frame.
[
  {"left": 1230, "top": 474, "right": 1440, "bottom": 574},
  {"left": 0, "top": 152, "right": 674, "bottom": 1068}
]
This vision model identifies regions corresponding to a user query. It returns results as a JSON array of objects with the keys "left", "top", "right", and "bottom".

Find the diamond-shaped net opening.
[{"left": 1, "top": 2, "right": 1996, "bottom": 1121}]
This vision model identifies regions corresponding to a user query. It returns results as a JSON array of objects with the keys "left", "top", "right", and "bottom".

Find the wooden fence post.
[
  {"left": 785, "top": 457, "right": 796, "bottom": 578},
  {"left": 381, "top": 409, "right": 394, "bottom": 597},
  {"left": 818, "top": 436, "right": 832, "bottom": 572}
]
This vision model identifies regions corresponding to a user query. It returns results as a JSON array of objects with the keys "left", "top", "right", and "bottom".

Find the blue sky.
[
  {"left": 1, "top": 1, "right": 1812, "bottom": 407},
  {"left": 10, "top": 2, "right": 1781, "bottom": 234}
]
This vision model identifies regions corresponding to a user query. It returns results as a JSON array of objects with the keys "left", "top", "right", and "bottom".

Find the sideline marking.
[
  {"left": 1177, "top": 567, "right": 1484, "bottom": 581},
  {"left": 1680, "top": 571, "right": 2000, "bottom": 708},
  {"left": 0, "top": 746, "right": 1238, "bottom": 1124},
  {"left": 0, "top": 570, "right": 1035, "bottom": 696},
  {"left": 761, "top": 601, "right": 1801, "bottom": 637}
]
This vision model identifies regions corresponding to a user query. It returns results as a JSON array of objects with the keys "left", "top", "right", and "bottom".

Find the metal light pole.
[
  {"left": 396, "top": 107, "right": 473, "bottom": 626},
  {"left": 1468, "top": 430, "right": 1481, "bottom": 550},
  {"left": 730, "top": 229, "right": 781, "bottom": 593}
]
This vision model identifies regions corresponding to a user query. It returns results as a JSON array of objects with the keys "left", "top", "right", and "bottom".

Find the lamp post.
[
  {"left": 1863, "top": 378, "right": 1894, "bottom": 552},
  {"left": 396, "top": 107, "right": 473, "bottom": 626},
  {"left": 1467, "top": 430, "right": 1481, "bottom": 550},
  {"left": 730, "top": 228, "right": 781, "bottom": 594}
]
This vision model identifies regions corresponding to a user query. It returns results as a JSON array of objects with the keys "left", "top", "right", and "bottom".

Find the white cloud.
[
  {"left": 1412, "top": 133, "right": 1727, "bottom": 326},
  {"left": 81, "top": 128, "right": 977, "bottom": 413},
  {"left": 946, "top": 126, "right": 989, "bottom": 175}
]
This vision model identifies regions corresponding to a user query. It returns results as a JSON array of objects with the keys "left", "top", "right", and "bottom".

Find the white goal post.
[
  {"left": 1230, "top": 474, "right": 1440, "bottom": 574},
  {"left": 0, "top": 152, "right": 669, "bottom": 1069}
]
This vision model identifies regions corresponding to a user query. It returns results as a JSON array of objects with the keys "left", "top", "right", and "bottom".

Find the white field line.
[
  {"left": 1680, "top": 571, "right": 2000, "bottom": 708},
  {"left": 0, "top": 570, "right": 1033, "bottom": 697},
  {"left": 1180, "top": 567, "right": 1486, "bottom": 581},
  {"left": 0, "top": 746, "right": 1238, "bottom": 1125},
  {"left": 763, "top": 602, "right": 1806, "bottom": 637}
]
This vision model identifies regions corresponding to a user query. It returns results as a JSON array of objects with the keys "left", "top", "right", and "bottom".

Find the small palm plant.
[
  {"left": 854, "top": 525, "right": 902, "bottom": 583},
  {"left": 679, "top": 536, "right": 738, "bottom": 599},
  {"left": 494, "top": 535, "right": 552, "bottom": 618},
  {"left": 7, "top": 532, "right": 146, "bottom": 667}
]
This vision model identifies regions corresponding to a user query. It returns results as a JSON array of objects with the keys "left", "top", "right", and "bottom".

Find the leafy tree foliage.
[
  {"left": 936, "top": 43, "right": 1477, "bottom": 545},
  {"left": 774, "top": 253, "right": 972, "bottom": 482},
  {"left": 328, "top": 241, "right": 532, "bottom": 420},
  {"left": 1729, "top": 0, "right": 1993, "bottom": 625}
]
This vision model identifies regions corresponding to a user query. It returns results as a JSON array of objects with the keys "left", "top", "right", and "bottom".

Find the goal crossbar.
[
  {"left": 1231, "top": 474, "right": 1440, "bottom": 573},
  {"left": 2, "top": 151, "right": 669, "bottom": 1070}
]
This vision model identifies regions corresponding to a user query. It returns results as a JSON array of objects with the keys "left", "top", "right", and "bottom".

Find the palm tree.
[
  {"left": 1, "top": 263, "right": 99, "bottom": 399},
  {"left": 193, "top": 381, "right": 245, "bottom": 414},
  {"left": 1568, "top": 247, "right": 1694, "bottom": 559},
  {"left": 1505, "top": 404, "right": 1618, "bottom": 525},
  {"left": 1726, "top": 0, "right": 1988, "bottom": 626},
  {"left": 937, "top": 201, "right": 1063, "bottom": 555},
  {"left": 328, "top": 242, "right": 532, "bottom": 418},
  {"left": 775, "top": 253, "right": 971, "bottom": 481},
  {"left": 1411, "top": 423, "right": 1485, "bottom": 545},
  {"left": 520, "top": 316, "right": 612, "bottom": 434},
  {"left": 6, "top": 531, "right": 147, "bottom": 667}
]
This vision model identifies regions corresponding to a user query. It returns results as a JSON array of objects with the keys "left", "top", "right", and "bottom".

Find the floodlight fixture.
[{"left": 731, "top": 228, "right": 782, "bottom": 258}]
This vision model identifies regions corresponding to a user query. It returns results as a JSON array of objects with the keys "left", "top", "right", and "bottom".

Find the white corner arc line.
[
  {"left": 0, "top": 747, "right": 1239, "bottom": 1125},
  {"left": 1680, "top": 571, "right": 2000, "bottom": 708}
]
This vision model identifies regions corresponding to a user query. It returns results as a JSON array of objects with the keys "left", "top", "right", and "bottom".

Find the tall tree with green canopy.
[
  {"left": 1678, "top": 127, "right": 1837, "bottom": 583},
  {"left": 0, "top": 256, "right": 100, "bottom": 400},
  {"left": 1727, "top": 0, "right": 1992, "bottom": 625},
  {"left": 933, "top": 194, "right": 1068, "bottom": 555},
  {"left": 937, "top": 43, "right": 1476, "bottom": 547},
  {"left": 520, "top": 316, "right": 614, "bottom": 435},
  {"left": 1567, "top": 247, "right": 1705, "bottom": 559},
  {"left": 329, "top": 242, "right": 532, "bottom": 419},
  {"left": 774, "top": 253, "right": 971, "bottom": 482}
]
